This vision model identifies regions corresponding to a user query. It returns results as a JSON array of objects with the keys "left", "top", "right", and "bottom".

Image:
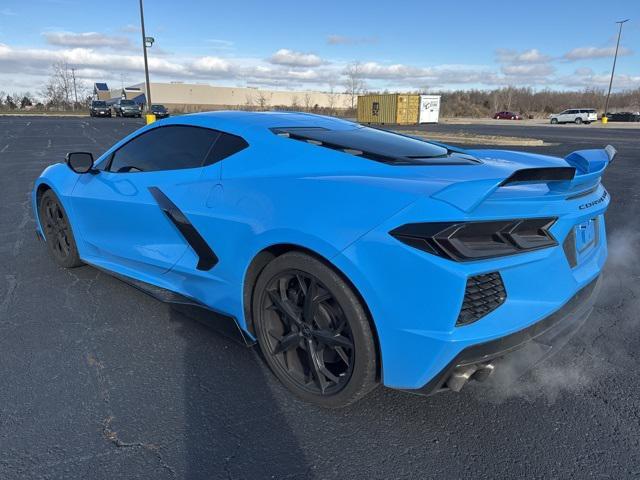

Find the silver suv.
[{"left": 550, "top": 109, "right": 597, "bottom": 125}]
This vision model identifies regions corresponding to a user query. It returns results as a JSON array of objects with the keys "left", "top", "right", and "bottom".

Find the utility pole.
[
  {"left": 139, "top": 0, "right": 152, "bottom": 113},
  {"left": 603, "top": 19, "right": 629, "bottom": 119},
  {"left": 71, "top": 67, "right": 78, "bottom": 110}
]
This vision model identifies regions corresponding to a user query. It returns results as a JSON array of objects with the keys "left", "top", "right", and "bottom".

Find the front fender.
[{"left": 32, "top": 163, "right": 81, "bottom": 237}]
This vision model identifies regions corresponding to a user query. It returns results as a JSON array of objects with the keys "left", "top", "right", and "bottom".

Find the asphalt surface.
[{"left": 1, "top": 116, "right": 639, "bottom": 479}]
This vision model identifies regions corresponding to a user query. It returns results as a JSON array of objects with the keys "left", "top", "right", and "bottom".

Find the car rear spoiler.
[{"left": 432, "top": 145, "right": 615, "bottom": 212}]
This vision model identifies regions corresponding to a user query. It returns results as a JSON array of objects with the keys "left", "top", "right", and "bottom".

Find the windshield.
[
  {"left": 92, "top": 101, "right": 106, "bottom": 107},
  {"left": 121, "top": 100, "right": 135, "bottom": 106},
  {"left": 152, "top": 104, "right": 165, "bottom": 109}
]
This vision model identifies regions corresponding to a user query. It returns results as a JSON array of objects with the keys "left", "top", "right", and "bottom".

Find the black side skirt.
[
  {"left": 88, "top": 262, "right": 256, "bottom": 347},
  {"left": 148, "top": 186, "right": 218, "bottom": 271}
]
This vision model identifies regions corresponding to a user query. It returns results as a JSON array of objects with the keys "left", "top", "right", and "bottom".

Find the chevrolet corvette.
[{"left": 33, "top": 112, "right": 612, "bottom": 407}]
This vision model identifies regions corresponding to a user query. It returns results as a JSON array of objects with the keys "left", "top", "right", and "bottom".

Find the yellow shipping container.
[{"left": 357, "top": 93, "right": 420, "bottom": 125}]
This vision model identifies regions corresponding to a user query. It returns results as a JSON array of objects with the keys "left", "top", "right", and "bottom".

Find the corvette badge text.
[{"left": 579, "top": 191, "right": 608, "bottom": 210}]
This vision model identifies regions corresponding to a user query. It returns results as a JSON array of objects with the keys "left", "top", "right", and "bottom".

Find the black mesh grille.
[{"left": 457, "top": 272, "right": 507, "bottom": 326}]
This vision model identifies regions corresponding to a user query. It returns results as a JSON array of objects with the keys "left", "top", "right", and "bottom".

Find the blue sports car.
[{"left": 33, "top": 112, "right": 612, "bottom": 407}]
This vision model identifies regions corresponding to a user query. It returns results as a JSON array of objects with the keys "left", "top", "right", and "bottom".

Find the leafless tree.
[
  {"left": 290, "top": 94, "right": 300, "bottom": 110},
  {"left": 326, "top": 83, "right": 338, "bottom": 113},
  {"left": 343, "top": 62, "right": 367, "bottom": 109},
  {"left": 255, "top": 91, "right": 271, "bottom": 111},
  {"left": 41, "top": 61, "right": 88, "bottom": 110},
  {"left": 303, "top": 93, "right": 312, "bottom": 112},
  {"left": 244, "top": 93, "right": 255, "bottom": 111}
]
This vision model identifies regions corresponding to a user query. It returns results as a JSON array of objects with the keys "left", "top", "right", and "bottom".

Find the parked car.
[
  {"left": 550, "top": 109, "right": 597, "bottom": 125},
  {"left": 33, "top": 112, "right": 613, "bottom": 407},
  {"left": 493, "top": 111, "right": 521, "bottom": 120},
  {"left": 89, "top": 100, "right": 111, "bottom": 118},
  {"left": 606, "top": 112, "right": 640, "bottom": 122},
  {"left": 151, "top": 104, "right": 170, "bottom": 119},
  {"left": 113, "top": 99, "right": 142, "bottom": 118}
]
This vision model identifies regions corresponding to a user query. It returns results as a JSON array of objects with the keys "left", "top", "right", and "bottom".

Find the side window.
[
  {"left": 203, "top": 132, "right": 249, "bottom": 166},
  {"left": 108, "top": 125, "right": 220, "bottom": 173}
]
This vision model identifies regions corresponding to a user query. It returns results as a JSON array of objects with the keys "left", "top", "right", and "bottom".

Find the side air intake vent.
[{"left": 457, "top": 272, "right": 507, "bottom": 326}]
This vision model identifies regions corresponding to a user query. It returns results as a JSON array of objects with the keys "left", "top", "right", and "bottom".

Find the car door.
[
  {"left": 557, "top": 110, "right": 567, "bottom": 122},
  {"left": 70, "top": 124, "right": 223, "bottom": 277}
]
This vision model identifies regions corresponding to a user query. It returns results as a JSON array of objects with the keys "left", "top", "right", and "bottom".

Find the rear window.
[
  {"left": 120, "top": 100, "right": 135, "bottom": 106},
  {"left": 92, "top": 101, "right": 106, "bottom": 107},
  {"left": 272, "top": 126, "right": 478, "bottom": 165}
]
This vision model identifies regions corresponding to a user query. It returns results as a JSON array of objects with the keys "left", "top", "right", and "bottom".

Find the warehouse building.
[{"left": 95, "top": 81, "right": 352, "bottom": 112}]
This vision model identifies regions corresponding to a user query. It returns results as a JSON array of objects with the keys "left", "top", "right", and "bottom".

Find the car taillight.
[{"left": 390, "top": 218, "right": 558, "bottom": 261}]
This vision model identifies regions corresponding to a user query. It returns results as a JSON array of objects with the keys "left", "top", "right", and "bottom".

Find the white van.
[{"left": 550, "top": 109, "right": 597, "bottom": 125}]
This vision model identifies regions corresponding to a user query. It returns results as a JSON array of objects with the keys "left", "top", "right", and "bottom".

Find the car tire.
[
  {"left": 550, "top": 118, "right": 558, "bottom": 124},
  {"left": 252, "top": 251, "right": 378, "bottom": 408},
  {"left": 575, "top": 117, "right": 583, "bottom": 124},
  {"left": 39, "top": 190, "right": 83, "bottom": 269}
]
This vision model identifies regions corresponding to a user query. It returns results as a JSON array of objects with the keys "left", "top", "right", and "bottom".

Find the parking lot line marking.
[{"left": 1, "top": 144, "right": 8, "bottom": 153}]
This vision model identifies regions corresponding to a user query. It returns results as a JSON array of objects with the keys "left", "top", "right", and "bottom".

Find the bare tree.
[
  {"left": 343, "top": 62, "right": 367, "bottom": 109},
  {"left": 244, "top": 93, "right": 255, "bottom": 111},
  {"left": 290, "top": 94, "right": 300, "bottom": 110},
  {"left": 326, "top": 83, "right": 338, "bottom": 113},
  {"left": 303, "top": 93, "right": 313, "bottom": 112},
  {"left": 41, "top": 61, "right": 79, "bottom": 109},
  {"left": 255, "top": 91, "right": 271, "bottom": 111}
]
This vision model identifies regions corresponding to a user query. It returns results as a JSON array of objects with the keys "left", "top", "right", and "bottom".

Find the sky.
[{"left": 0, "top": 0, "right": 638, "bottom": 97}]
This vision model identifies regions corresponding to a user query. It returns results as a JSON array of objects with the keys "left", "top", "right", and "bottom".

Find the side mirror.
[{"left": 66, "top": 152, "right": 95, "bottom": 174}]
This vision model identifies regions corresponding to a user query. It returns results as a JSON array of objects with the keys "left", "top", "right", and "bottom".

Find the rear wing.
[{"left": 432, "top": 145, "right": 615, "bottom": 212}]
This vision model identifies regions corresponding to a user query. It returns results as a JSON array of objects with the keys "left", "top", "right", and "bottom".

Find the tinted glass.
[
  {"left": 275, "top": 126, "right": 448, "bottom": 162},
  {"left": 121, "top": 100, "right": 135, "bottom": 106},
  {"left": 92, "top": 101, "right": 106, "bottom": 107},
  {"left": 108, "top": 125, "right": 220, "bottom": 173},
  {"left": 204, "top": 132, "right": 249, "bottom": 165}
]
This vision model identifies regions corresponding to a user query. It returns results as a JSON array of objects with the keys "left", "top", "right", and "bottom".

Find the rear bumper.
[{"left": 405, "top": 274, "right": 601, "bottom": 395}]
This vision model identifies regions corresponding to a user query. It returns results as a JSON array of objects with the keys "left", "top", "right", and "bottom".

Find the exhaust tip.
[{"left": 446, "top": 362, "right": 495, "bottom": 392}]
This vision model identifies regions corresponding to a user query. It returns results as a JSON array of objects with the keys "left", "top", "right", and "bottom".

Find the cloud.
[
  {"left": 327, "top": 34, "right": 376, "bottom": 45},
  {"left": 501, "top": 64, "right": 555, "bottom": 76},
  {"left": 0, "top": 43, "right": 187, "bottom": 77},
  {"left": 1, "top": 39, "right": 638, "bottom": 96},
  {"left": 120, "top": 24, "right": 140, "bottom": 34},
  {"left": 0, "top": 8, "right": 17, "bottom": 16},
  {"left": 268, "top": 49, "right": 325, "bottom": 67},
  {"left": 191, "top": 56, "right": 232, "bottom": 74},
  {"left": 563, "top": 46, "right": 633, "bottom": 61},
  {"left": 574, "top": 67, "right": 593, "bottom": 76},
  {"left": 43, "top": 31, "right": 133, "bottom": 49},
  {"left": 496, "top": 48, "right": 551, "bottom": 64}
]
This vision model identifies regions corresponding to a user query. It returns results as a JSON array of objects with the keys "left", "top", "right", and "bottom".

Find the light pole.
[
  {"left": 139, "top": 0, "right": 153, "bottom": 114},
  {"left": 603, "top": 19, "right": 629, "bottom": 120}
]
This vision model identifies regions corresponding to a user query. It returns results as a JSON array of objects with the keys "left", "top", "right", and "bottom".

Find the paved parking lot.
[{"left": 1, "top": 116, "right": 639, "bottom": 479}]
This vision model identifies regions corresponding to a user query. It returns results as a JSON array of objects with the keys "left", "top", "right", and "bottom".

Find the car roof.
[{"left": 163, "top": 111, "right": 359, "bottom": 138}]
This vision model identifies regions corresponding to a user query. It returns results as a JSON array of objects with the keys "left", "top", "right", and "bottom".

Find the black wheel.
[
  {"left": 252, "top": 252, "right": 378, "bottom": 407},
  {"left": 550, "top": 118, "right": 558, "bottom": 124},
  {"left": 575, "top": 117, "right": 583, "bottom": 124},
  {"left": 39, "top": 190, "right": 83, "bottom": 268}
]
